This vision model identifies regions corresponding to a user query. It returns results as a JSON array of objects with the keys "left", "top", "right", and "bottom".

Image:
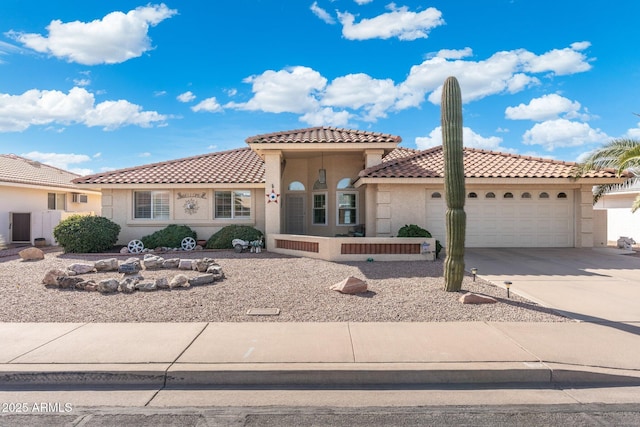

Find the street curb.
[{"left": 2, "top": 363, "right": 640, "bottom": 389}]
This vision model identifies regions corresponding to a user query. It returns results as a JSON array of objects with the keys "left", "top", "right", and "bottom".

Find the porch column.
[
  {"left": 577, "top": 185, "right": 594, "bottom": 247},
  {"left": 263, "top": 151, "right": 283, "bottom": 236}
]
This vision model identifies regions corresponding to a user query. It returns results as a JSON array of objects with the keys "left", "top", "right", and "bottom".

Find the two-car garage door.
[{"left": 425, "top": 189, "right": 574, "bottom": 247}]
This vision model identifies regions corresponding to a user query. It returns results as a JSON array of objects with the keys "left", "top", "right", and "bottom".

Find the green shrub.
[
  {"left": 206, "top": 225, "right": 263, "bottom": 249},
  {"left": 397, "top": 224, "right": 443, "bottom": 258},
  {"left": 53, "top": 215, "right": 120, "bottom": 253},
  {"left": 141, "top": 224, "right": 197, "bottom": 249}
]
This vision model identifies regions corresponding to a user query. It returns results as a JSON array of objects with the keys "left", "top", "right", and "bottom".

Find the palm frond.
[
  {"left": 575, "top": 138, "right": 640, "bottom": 177},
  {"left": 633, "top": 194, "right": 640, "bottom": 213}
]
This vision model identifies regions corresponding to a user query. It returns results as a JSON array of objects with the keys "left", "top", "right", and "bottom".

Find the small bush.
[
  {"left": 397, "top": 224, "right": 443, "bottom": 258},
  {"left": 206, "top": 225, "right": 263, "bottom": 249},
  {"left": 141, "top": 224, "right": 197, "bottom": 249},
  {"left": 54, "top": 215, "right": 120, "bottom": 253}
]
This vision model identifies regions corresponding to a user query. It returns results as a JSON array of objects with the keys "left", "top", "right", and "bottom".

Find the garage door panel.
[{"left": 425, "top": 189, "right": 574, "bottom": 248}]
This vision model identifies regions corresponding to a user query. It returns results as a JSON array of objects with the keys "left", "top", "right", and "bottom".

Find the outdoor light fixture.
[
  {"left": 504, "top": 281, "right": 512, "bottom": 298},
  {"left": 318, "top": 152, "right": 326, "bottom": 185},
  {"left": 471, "top": 267, "right": 478, "bottom": 282}
]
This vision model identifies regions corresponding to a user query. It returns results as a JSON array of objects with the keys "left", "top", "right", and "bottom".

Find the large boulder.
[
  {"left": 119, "top": 258, "right": 142, "bottom": 274},
  {"left": 162, "top": 258, "right": 180, "bottom": 269},
  {"left": 68, "top": 263, "right": 95, "bottom": 275},
  {"left": 58, "top": 276, "right": 85, "bottom": 289},
  {"left": 169, "top": 274, "right": 190, "bottom": 288},
  {"left": 142, "top": 254, "right": 165, "bottom": 270},
  {"left": 330, "top": 276, "right": 368, "bottom": 294},
  {"left": 458, "top": 293, "right": 498, "bottom": 305},
  {"left": 42, "top": 268, "right": 68, "bottom": 286},
  {"left": 19, "top": 247, "right": 44, "bottom": 261},
  {"left": 95, "top": 258, "right": 119, "bottom": 271},
  {"left": 97, "top": 279, "right": 119, "bottom": 294},
  {"left": 188, "top": 274, "right": 215, "bottom": 286},
  {"left": 178, "top": 259, "right": 193, "bottom": 270}
]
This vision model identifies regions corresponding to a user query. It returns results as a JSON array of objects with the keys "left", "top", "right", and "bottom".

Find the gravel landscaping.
[{"left": 0, "top": 247, "right": 568, "bottom": 323}]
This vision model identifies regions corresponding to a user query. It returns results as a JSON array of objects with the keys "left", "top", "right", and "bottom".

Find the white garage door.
[{"left": 425, "top": 189, "right": 574, "bottom": 247}]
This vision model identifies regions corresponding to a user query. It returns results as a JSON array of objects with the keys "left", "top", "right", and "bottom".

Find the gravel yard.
[{"left": 0, "top": 248, "right": 567, "bottom": 323}]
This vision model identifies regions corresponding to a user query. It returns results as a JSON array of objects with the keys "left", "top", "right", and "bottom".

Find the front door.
[
  {"left": 285, "top": 194, "right": 305, "bottom": 234},
  {"left": 11, "top": 212, "right": 31, "bottom": 242}
]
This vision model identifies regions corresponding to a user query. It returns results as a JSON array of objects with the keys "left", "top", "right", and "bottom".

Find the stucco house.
[
  {"left": 594, "top": 178, "right": 640, "bottom": 244},
  {"left": 0, "top": 154, "right": 101, "bottom": 246},
  {"left": 73, "top": 127, "right": 621, "bottom": 260}
]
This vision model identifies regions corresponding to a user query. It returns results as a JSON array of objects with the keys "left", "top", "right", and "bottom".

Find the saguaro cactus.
[{"left": 441, "top": 76, "right": 466, "bottom": 292}]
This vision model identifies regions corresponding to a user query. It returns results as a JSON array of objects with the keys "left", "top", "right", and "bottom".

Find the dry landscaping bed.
[{"left": 0, "top": 248, "right": 568, "bottom": 323}]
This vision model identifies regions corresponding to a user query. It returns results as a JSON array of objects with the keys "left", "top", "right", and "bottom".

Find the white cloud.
[
  {"left": 522, "top": 118, "right": 609, "bottom": 151},
  {"left": 322, "top": 73, "right": 398, "bottom": 121},
  {"left": 435, "top": 47, "right": 472, "bottom": 60},
  {"left": 226, "top": 88, "right": 237, "bottom": 97},
  {"left": 192, "top": 97, "right": 222, "bottom": 113},
  {"left": 8, "top": 4, "right": 177, "bottom": 65},
  {"left": 396, "top": 43, "right": 591, "bottom": 110},
  {"left": 300, "top": 108, "right": 351, "bottom": 127},
  {"left": 311, "top": 2, "right": 335, "bottom": 24},
  {"left": 416, "top": 126, "right": 505, "bottom": 151},
  {"left": 73, "top": 78, "right": 91, "bottom": 87},
  {"left": 625, "top": 123, "right": 640, "bottom": 139},
  {"left": 177, "top": 91, "right": 196, "bottom": 103},
  {"left": 228, "top": 66, "right": 326, "bottom": 114},
  {"left": 354, "top": 0, "right": 373, "bottom": 4},
  {"left": 505, "top": 94, "right": 583, "bottom": 121},
  {"left": 0, "top": 87, "right": 167, "bottom": 132},
  {"left": 20, "top": 151, "right": 91, "bottom": 171},
  {"left": 139, "top": 152, "right": 151, "bottom": 157},
  {"left": 154, "top": 90, "right": 167, "bottom": 97},
  {"left": 337, "top": 4, "right": 444, "bottom": 41},
  {"left": 93, "top": 152, "right": 102, "bottom": 158}
]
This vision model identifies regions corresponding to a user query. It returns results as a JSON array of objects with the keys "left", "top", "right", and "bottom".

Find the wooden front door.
[{"left": 11, "top": 212, "right": 31, "bottom": 242}]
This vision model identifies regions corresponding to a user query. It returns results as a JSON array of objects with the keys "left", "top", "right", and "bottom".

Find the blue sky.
[{"left": 0, "top": 1, "right": 639, "bottom": 175}]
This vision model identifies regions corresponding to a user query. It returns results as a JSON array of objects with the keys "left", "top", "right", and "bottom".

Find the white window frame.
[
  {"left": 47, "top": 193, "right": 67, "bottom": 211},
  {"left": 134, "top": 190, "right": 170, "bottom": 220},
  {"left": 337, "top": 191, "right": 358, "bottom": 226},
  {"left": 312, "top": 192, "right": 328, "bottom": 225},
  {"left": 214, "top": 190, "right": 252, "bottom": 219}
]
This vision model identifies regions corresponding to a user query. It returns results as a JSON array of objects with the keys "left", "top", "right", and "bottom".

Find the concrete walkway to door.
[{"left": 465, "top": 248, "right": 640, "bottom": 323}]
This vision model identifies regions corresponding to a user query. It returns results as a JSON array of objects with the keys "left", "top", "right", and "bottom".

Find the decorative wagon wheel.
[
  {"left": 181, "top": 237, "right": 197, "bottom": 251},
  {"left": 127, "top": 239, "right": 144, "bottom": 253}
]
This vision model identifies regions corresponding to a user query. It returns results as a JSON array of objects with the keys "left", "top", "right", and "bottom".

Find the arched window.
[
  {"left": 288, "top": 181, "right": 305, "bottom": 191},
  {"left": 504, "top": 192, "right": 514, "bottom": 199},
  {"left": 557, "top": 192, "right": 567, "bottom": 199},
  {"left": 337, "top": 178, "right": 353, "bottom": 189},
  {"left": 521, "top": 192, "right": 532, "bottom": 199},
  {"left": 431, "top": 192, "right": 442, "bottom": 198},
  {"left": 468, "top": 192, "right": 478, "bottom": 198},
  {"left": 485, "top": 192, "right": 496, "bottom": 199},
  {"left": 539, "top": 192, "right": 549, "bottom": 199}
]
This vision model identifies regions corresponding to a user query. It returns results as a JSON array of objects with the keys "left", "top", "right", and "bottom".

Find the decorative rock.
[
  {"left": 84, "top": 283, "right": 98, "bottom": 292},
  {"left": 119, "top": 246, "right": 130, "bottom": 254},
  {"left": 74, "top": 280, "right": 94, "bottom": 291},
  {"left": 169, "top": 274, "right": 190, "bottom": 288},
  {"left": 192, "top": 259, "right": 210, "bottom": 272},
  {"left": 162, "top": 258, "right": 180, "bottom": 269},
  {"left": 206, "top": 265, "right": 224, "bottom": 280},
  {"left": 178, "top": 259, "right": 193, "bottom": 270},
  {"left": 42, "top": 268, "right": 68, "bottom": 286},
  {"left": 135, "top": 281, "right": 157, "bottom": 292},
  {"left": 188, "top": 274, "right": 215, "bottom": 286},
  {"left": 95, "top": 258, "right": 119, "bottom": 271},
  {"left": 119, "top": 258, "right": 142, "bottom": 274},
  {"left": 156, "top": 277, "right": 170, "bottom": 289},
  {"left": 330, "top": 276, "right": 368, "bottom": 294},
  {"left": 194, "top": 245, "right": 203, "bottom": 251},
  {"left": 97, "top": 279, "right": 119, "bottom": 294},
  {"left": 120, "top": 277, "right": 140, "bottom": 294},
  {"left": 58, "top": 276, "right": 85, "bottom": 289},
  {"left": 19, "top": 247, "right": 44, "bottom": 261},
  {"left": 68, "top": 263, "right": 96, "bottom": 275},
  {"left": 142, "top": 254, "right": 165, "bottom": 270},
  {"left": 458, "top": 293, "right": 498, "bottom": 305}
]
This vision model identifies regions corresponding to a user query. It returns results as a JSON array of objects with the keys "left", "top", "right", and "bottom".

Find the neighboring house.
[
  {"left": 594, "top": 178, "right": 640, "bottom": 244},
  {"left": 73, "top": 127, "right": 621, "bottom": 257},
  {"left": 0, "top": 154, "right": 101, "bottom": 246}
]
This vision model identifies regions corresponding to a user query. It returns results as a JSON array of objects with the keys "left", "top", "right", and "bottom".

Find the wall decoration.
[
  {"left": 266, "top": 188, "right": 280, "bottom": 204},
  {"left": 183, "top": 198, "right": 200, "bottom": 215}
]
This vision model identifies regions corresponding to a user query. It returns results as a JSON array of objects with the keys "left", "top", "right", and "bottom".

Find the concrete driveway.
[{"left": 465, "top": 248, "right": 640, "bottom": 323}]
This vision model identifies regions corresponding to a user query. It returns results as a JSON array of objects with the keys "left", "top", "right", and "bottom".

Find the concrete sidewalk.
[{"left": 1, "top": 321, "right": 640, "bottom": 389}]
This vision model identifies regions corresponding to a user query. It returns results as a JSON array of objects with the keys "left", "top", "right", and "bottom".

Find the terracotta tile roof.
[
  {"left": 0, "top": 154, "right": 82, "bottom": 190},
  {"left": 246, "top": 126, "right": 401, "bottom": 144},
  {"left": 382, "top": 147, "right": 419, "bottom": 162},
  {"left": 361, "top": 146, "right": 620, "bottom": 179},
  {"left": 73, "top": 148, "right": 264, "bottom": 185}
]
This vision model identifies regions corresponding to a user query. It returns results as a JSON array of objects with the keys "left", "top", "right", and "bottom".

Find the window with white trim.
[
  {"left": 215, "top": 190, "right": 251, "bottom": 219},
  {"left": 337, "top": 192, "right": 357, "bottom": 225},
  {"left": 313, "top": 193, "right": 327, "bottom": 225},
  {"left": 134, "top": 191, "right": 170, "bottom": 219}
]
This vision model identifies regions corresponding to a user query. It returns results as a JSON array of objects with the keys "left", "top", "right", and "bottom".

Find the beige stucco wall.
[
  {"left": 102, "top": 187, "right": 265, "bottom": 245},
  {"left": 0, "top": 184, "right": 100, "bottom": 244},
  {"left": 594, "top": 193, "right": 640, "bottom": 243}
]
